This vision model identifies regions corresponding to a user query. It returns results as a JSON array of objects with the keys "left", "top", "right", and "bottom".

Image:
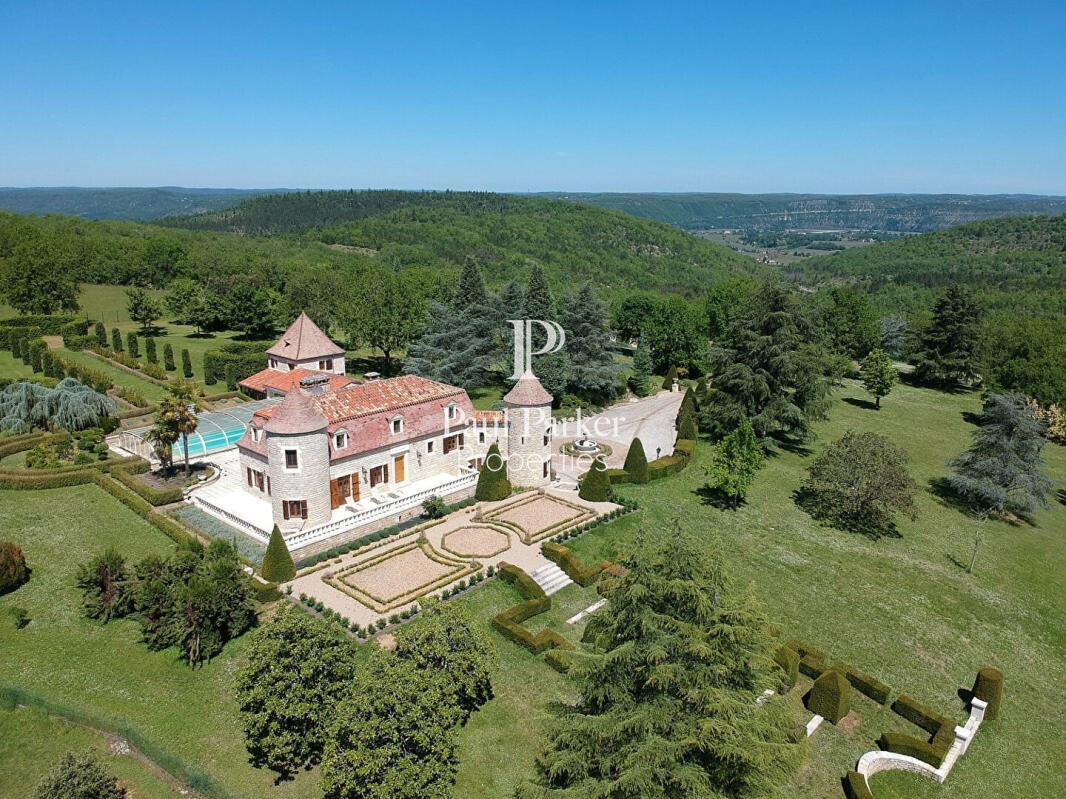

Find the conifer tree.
[
  {"left": 33, "top": 752, "right": 126, "bottom": 799},
  {"left": 578, "top": 456, "right": 612, "bottom": 502},
  {"left": 111, "top": 328, "right": 122, "bottom": 353},
  {"left": 622, "top": 437, "right": 649, "bottom": 482},
  {"left": 522, "top": 526, "right": 801, "bottom": 799},
  {"left": 145, "top": 336, "right": 158, "bottom": 364},
  {"left": 126, "top": 331, "right": 139, "bottom": 358},
  {"left": 678, "top": 409, "right": 698, "bottom": 441},
  {"left": 948, "top": 393, "right": 1053, "bottom": 573},
  {"left": 499, "top": 279, "right": 525, "bottom": 315},
  {"left": 661, "top": 364, "right": 678, "bottom": 390},
  {"left": 93, "top": 321, "right": 107, "bottom": 347},
  {"left": 523, "top": 264, "right": 554, "bottom": 321},
  {"left": 629, "top": 340, "right": 654, "bottom": 396},
  {"left": 181, "top": 348, "right": 193, "bottom": 378},
  {"left": 915, "top": 285, "right": 983, "bottom": 388},
  {"left": 163, "top": 342, "right": 175, "bottom": 371},
  {"left": 861, "top": 348, "right": 897, "bottom": 409},
  {"left": 558, "top": 282, "right": 618, "bottom": 403},
  {"left": 262, "top": 525, "right": 296, "bottom": 583},
  {"left": 475, "top": 443, "right": 512, "bottom": 501}
]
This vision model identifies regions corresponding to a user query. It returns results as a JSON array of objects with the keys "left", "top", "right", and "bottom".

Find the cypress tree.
[
  {"left": 679, "top": 410, "right": 698, "bottom": 441},
  {"left": 145, "top": 336, "right": 158, "bottom": 364},
  {"left": 475, "top": 443, "right": 512, "bottom": 501},
  {"left": 523, "top": 526, "right": 802, "bottom": 798},
  {"left": 629, "top": 340, "right": 654, "bottom": 396},
  {"left": 111, "top": 327, "right": 123, "bottom": 352},
  {"left": 19, "top": 338, "right": 30, "bottom": 365},
  {"left": 578, "top": 457, "right": 612, "bottom": 502},
  {"left": 163, "top": 342, "right": 175, "bottom": 371},
  {"left": 262, "top": 525, "right": 296, "bottom": 583},
  {"left": 622, "top": 437, "right": 649, "bottom": 482},
  {"left": 126, "top": 331, "right": 139, "bottom": 358},
  {"left": 661, "top": 364, "right": 678, "bottom": 390},
  {"left": 181, "top": 348, "right": 193, "bottom": 378},
  {"left": 93, "top": 321, "right": 107, "bottom": 347}
]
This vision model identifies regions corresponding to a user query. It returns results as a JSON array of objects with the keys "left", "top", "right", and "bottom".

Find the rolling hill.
[
  {"left": 539, "top": 192, "right": 1066, "bottom": 233},
  {"left": 792, "top": 214, "right": 1066, "bottom": 316},
  {"left": 162, "top": 190, "right": 758, "bottom": 295},
  {"left": 0, "top": 187, "right": 292, "bottom": 220}
]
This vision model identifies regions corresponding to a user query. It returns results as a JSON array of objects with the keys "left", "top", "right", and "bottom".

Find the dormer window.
[
  {"left": 252, "top": 427, "right": 262, "bottom": 443},
  {"left": 335, "top": 430, "right": 348, "bottom": 449},
  {"left": 319, "top": 358, "right": 333, "bottom": 371},
  {"left": 391, "top": 416, "right": 404, "bottom": 435},
  {"left": 446, "top": 403, "right": 458, "bottom": 422}
]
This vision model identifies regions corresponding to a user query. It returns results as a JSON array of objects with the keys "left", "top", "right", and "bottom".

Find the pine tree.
[
  {"left": 861, "top": 348, "right": 897, "bottom": 409},
  {"left": 163, "top": 342, "right": 175, "bottom": 371},
  {"left": 879, "top": 315, "right": 908, "bottom": 358},
  {"left": 629, "top": 340, "right": 654, "bottom": 396},
  {"left": 578, "top": 456, "right": 612, "bottom": 502},
  {"left": 457, "top": 256, "right": 489, "bottom": 307},
  {"left": 93, "top": 321, "right": 107, "bottom": 347},
  {"left": 622, "top": 437, "right": 649, "bottom": 482},
  {"left": 145, "top": 336, "right": 158, "bottom": 364},
  {"left": 475, "top": 443, "right": 512, "bottom": 501},
  {"left": 704, "top": 418, "right": 763, "bottom": 508},
  {"left": 181, "top": 348, "right": 193, "bottom": 378},
  {"left": 522, "top": 526, "right": 801, "bottom": 799},
  {"left": 111, "top": 328, "right": 123, "bottom": 353},
  {"left": 499, "top": 279, "right": 525, "bottom": 316},
  {"left": 523, "top": 264, "right": 554, "bottom": 320},
  {"left": 948, "top": 393, "right": 1053, "bottom": 573},
  {"left": 126, "top": 331, "right": 139, "bottom": 358},
  {"left": 262, "top": 525, "right": 296, "bottom": 583},
  {"left": 915, "top": 285, "right": 983, "bottom": 388}
]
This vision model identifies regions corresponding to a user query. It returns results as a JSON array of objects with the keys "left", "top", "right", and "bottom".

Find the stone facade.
[
  {"left": 266, "top": 425, "right": 332, "bottom": 530},
  {"left": 506, "top": 403, "right": 553, "bottom": 486}
]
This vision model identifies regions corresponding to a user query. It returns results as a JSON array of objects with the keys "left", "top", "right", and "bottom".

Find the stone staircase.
[{"left": 530, "top": 563, "right": 573, "bottom": 596}]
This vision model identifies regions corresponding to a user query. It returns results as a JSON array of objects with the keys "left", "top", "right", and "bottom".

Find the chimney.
[{"left": 299, "top": 374, "right": 331, "bottom": 395}]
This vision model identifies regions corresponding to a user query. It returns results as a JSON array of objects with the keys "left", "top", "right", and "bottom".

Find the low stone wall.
[{"left": 290, "top": 483, "right": 475, "bottom": 560}]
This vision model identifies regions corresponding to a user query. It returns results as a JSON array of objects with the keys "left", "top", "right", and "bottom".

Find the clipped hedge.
[
  {"left": 807, "top": 669, "right": 851, "bottom": 724},
  {"left": 834, "top": 662, "right": 891, "bottom": 705},
  {"left": 608, "top": 438, "right": 696, "bottom": 485},
  {"left": 111, "top": 466, "right": 184, "bottom": 506},
  {"left": 202, "top": 342, "right": 270, "bottom": 386},
  {"left": 972, "top": 667, "right": 1003, "bottom": 720},
  {"left": 842, "top": 771, "right": 874, "bottom": 799},
  {"left": 773, "top": 645, "right": 800, "bottom": 690},
  {"left": 89, "top": 472, "right": 200, "bottom": 549},
  {"left": 877, "top": 732, "right": 946, "bottom": 768},
  {"left": 491, "top": 563, "right": 574, "bottom": 659},
  {"left": 891, "top": 694, "right": 952, "bottom": 736},
  {"left": 542, "top": 541, "right": 605, "bottom": 586}
]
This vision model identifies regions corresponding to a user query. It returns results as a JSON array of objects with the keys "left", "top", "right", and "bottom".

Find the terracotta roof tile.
[
  {"left": 239, "top": 367, "right": 356, "bottom": 395},
  {"left": 266, "top": 312, "right": 344, "bottom": 360},
  {"left": 263, "top": 388, "right": 328, "bottom": 435},
  {"left": 503, "top": 370, "right": 553, "bottom": 406}
]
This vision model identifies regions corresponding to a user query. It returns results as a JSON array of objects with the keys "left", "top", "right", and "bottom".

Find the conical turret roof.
[
  {"left": 503, "top": 370, "right": 553, "bottom": 407},
  {"left": 266, "top": 312, "right": 344, "bottom": 360},
  {"left": 264, "top": 387, "right": 328, "bottom": 435}
]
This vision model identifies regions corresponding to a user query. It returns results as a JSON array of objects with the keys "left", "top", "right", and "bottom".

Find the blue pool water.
[{"left": 128, "top": 397, "right": 280, "bottom": 459}]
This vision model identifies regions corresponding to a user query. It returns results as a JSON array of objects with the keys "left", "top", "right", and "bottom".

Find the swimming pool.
[{"left": 124, "top": 397, "right": 280, "bottom": 460}]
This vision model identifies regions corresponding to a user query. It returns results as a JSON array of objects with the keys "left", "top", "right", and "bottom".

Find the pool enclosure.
[{"left": 118, "top": 397, "right": 280, "bottom": 461}]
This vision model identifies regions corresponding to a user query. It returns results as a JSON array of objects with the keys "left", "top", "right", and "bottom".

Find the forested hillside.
[
  {"left": 0, "top": 187, "right": 286, "bottom": 220},
  {"left": 541, "top": 192, "right": 1066, "bottom": 232},
  {"left": 792, "top": 214, "right": 1066, "bottom": 316},
  {"left": 163, "top": 191, "right": 757, "bottom": 295}
]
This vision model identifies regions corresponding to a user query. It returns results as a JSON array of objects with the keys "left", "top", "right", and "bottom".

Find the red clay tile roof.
[
  {"left": 239, "top": 367, "right": 356, "bottom": 395},
  {"left": 263, "top": 388, "right": 329, "bottom": 435},
  {"left": 473, "top": 410, "right": 506, "bottom": 423},
  {"left": 266, "top": 312, "right": 344, "bottom": 360},
  {"left": 503, "top": 370, "right": 553, "bottom": 406}
]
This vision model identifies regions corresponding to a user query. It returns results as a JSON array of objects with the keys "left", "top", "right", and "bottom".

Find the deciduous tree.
[
  {"left": 860, "top": 348, "right": 897, "bottom": 409},
  {"left": 33, "top": 752, "right": 126, "bottom": 799},
  {"left": 704, "top": 418, "right": 762, "bottom": 507}
]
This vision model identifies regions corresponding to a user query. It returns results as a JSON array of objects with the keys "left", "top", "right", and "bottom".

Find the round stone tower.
[
  {"left": 264, "top": 385, "right": 331, "bottom": 530},
  {"left": 504, "top": 370, "right": 553, "bottom": 487}
]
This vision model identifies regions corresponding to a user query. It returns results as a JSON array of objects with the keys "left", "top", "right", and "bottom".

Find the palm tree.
[{"left": 167, "top": 381, "right": 202, "bottom": 476}]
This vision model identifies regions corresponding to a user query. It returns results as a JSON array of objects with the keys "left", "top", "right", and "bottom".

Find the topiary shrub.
[
  {"left": 834, "top": 662, "right": 891, "bottom": 705},
  {"left": 262, "top": 525, "right": 296, "bottom": 583},
  {"left": 0, "top": 541, "right": 29, "bottom": 595},
  {"left": 661, "top": 365, "right": 677, "bottom": 390},
  {"left": 126, "top": 332, "right": 139, "bottom": 359},
  {"left": 773, "top": 645, "right": 799, "bottom": 690},
  {"left": 843, "top": 771, "right": 874, "bottom": 799},
  {"left": 93, "top": 321, "right": 107, "bottom": 348},
  {"left": 475, "top": 443, "right": 512, "bottom": 501},
  {"left": 145, "top": 336, "right": 158, "bottom": 364},
  {"left": 578, "top": 457, "right": 612, "bottom": 502},
  {"left": 622, "top": 438, "right": 650, "bottom": 483},
  {"left": 678, "top": 410, "right": 698, "bottom": 441},
  {"left": 111, "top": 328, "right": 123, "bottom": 353},
  {"left": 163, "top": 343, "right": 175, "bottom": 371},
  {"left": 807, "top": 669, "right": 851, "bottom": 724},
  {"left": 181, "top": 348, "right": 193, "bottom": 378},
  {"left": 972, "top": 667, "right": 1003, "bottom": 720}
]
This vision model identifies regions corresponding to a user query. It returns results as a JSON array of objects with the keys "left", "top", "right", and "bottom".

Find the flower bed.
[
  {"left": 440, "top": 524, "right": 512, "bottom": 558},
  {"left": 485, "top": 494, "right": 595, "bottom": 544}
]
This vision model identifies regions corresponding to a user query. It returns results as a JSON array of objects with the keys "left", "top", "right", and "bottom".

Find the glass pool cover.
[{"left": 127, "top": 397, "right": 280, "bottom": 459}]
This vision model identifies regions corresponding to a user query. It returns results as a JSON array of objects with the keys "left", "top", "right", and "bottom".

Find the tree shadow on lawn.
[
  {"left": 842, "top": 396, "right": 880, "bottom": 411},
  {"left": 792, "top": 487, "right": 902, "bottom": 541},
  {"left": 694, "top": 485, "right": 748, "bottom": 510},
  {"left": 898, "top": 370, "right": 978, "bottom": 395},
  {"left": 1058, "top": 488, "right": 1066, "bottom": 507},
  {"left": 766, "top": 436, "right": 813, "bottom": 458},
  {"left": 928, "top": 477, "right": 1037, "bottom": 528}
]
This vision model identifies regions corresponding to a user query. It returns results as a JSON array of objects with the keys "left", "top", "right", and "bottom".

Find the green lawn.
[
  {"left": 0, "top": 484, "right": 318, "bottom": 799},
  {"left": 55, "top": 347, "right": 169, "bottom": 401},
  {"left": 0, "top": 705, "right": 180, "bottom": 799},
  {"left": 0, "top": 349, "right": 35, "bottom": 381},
  {"left": 562, "top": 379, "right": 1066, "bottom": 799}
]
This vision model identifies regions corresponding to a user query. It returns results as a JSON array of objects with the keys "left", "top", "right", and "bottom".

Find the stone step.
[{"left": 530, "top": 563, "right": 573, "bottom": 596}]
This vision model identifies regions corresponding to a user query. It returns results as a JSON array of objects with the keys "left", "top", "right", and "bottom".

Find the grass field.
[
  {"left": 562, "top": 379, "right": 1066, "bottom": 799},
  {"left": 0, "top": 484, "right": 318, "bottom": 799},
  {"left": 0, "top": 349, "right": 35, "bottom": 381}
]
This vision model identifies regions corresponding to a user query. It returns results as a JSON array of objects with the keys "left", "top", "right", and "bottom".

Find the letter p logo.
[{"left": 508, "top": 320, "right": 565, "bottom": 380}]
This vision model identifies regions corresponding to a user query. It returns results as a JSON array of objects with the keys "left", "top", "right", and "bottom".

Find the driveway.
[{"left": 554, "top": 390, "right": 685, "bottom": 485}]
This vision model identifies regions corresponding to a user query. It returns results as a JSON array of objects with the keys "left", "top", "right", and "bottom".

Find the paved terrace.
[{"left": 286, "top": 488, "right": 619, "bottom": 629}]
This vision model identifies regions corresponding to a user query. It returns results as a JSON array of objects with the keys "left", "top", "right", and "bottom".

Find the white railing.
[
  {"left": 190, "top": 495, "right": 271, "bottom": 543},
  {"left": 283, "top": 470, "right": 478, "bottom": 550}
]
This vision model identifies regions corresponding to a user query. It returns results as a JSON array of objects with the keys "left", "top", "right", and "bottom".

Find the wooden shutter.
[{"left": 393, "top": 454, "right": 405, "bottom": 482}]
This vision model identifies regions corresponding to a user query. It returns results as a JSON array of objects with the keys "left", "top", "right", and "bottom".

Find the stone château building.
[{"left": 235, "top": 313, "right": 553, "bottom": 535}]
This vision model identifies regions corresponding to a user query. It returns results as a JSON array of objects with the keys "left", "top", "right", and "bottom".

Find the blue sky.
[{"left": 2, "top": 0, "right": 1064, "bottom": 193}]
